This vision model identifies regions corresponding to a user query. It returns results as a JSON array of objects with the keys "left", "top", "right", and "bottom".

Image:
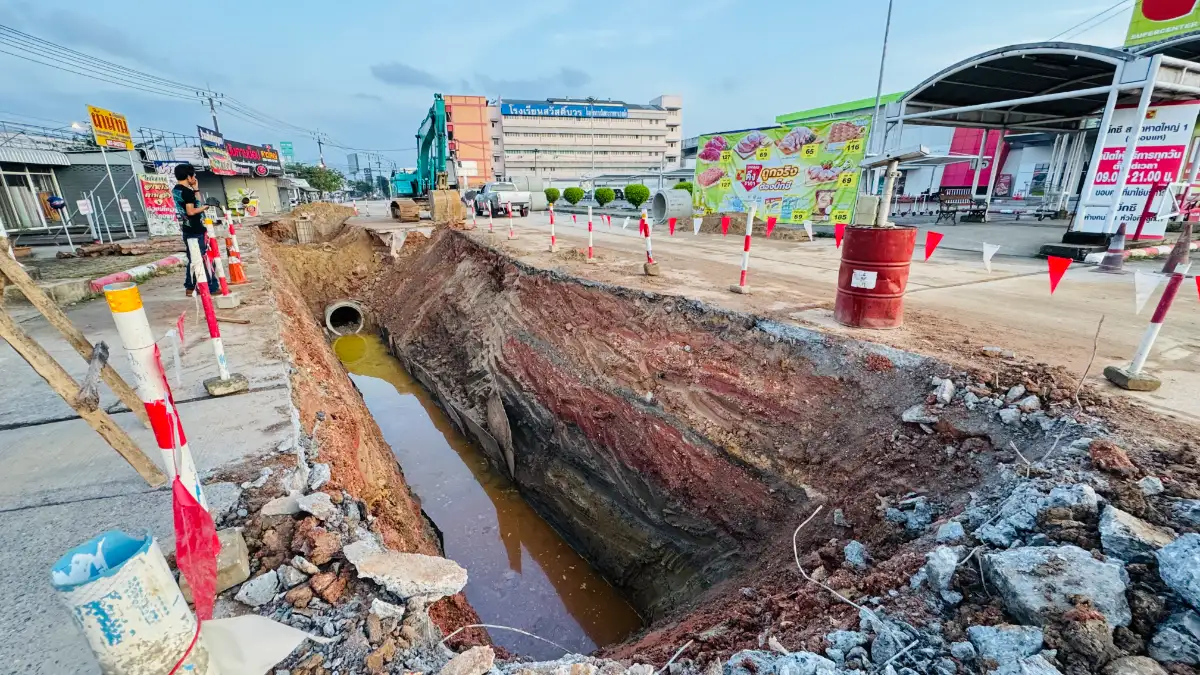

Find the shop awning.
[{"left": 0, "top": 147, "right": 70, "bottom": 166}]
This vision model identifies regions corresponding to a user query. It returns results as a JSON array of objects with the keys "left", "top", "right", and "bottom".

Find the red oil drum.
[{"left": 833, "top": 225, "right": 918, "bottom": 329}]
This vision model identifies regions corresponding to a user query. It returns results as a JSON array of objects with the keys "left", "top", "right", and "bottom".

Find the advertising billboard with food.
[{"left": 693, "top": 116, "right": 871, "bottom": 224}]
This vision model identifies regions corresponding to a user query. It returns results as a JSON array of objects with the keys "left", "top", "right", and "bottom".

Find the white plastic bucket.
[{"left": 51, "top": 530, "right": 218, "bottom": 674}]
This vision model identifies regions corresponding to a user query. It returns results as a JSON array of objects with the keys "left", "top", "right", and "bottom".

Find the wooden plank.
[
  {"left": 0, "top": 307, "right": 167, "bottom": 487},
  {"left": 0, "top": 243, "right": 151, "bottom": 427}
]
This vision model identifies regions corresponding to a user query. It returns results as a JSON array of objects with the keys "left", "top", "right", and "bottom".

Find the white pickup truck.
[{"left": 474, "top": 182, "right": 532, "bottom": 217}]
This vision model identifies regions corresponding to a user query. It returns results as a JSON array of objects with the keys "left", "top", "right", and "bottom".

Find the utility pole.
[
  {"left": 868, "top": 0, "right": 895, "bottom": 183},
  {"left": 316, "top": 131, "right": 326, "bottom": 168},
  {"left": 207, "top": 95, "right": 221, "bottom": 132}
]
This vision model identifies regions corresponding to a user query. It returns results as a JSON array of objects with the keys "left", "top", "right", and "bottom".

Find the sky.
[{"left": 0, "top": 0, "right": 1135, "bottom": 173}]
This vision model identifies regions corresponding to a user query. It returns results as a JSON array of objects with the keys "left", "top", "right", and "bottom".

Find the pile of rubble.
[{"left": 56, "top": 237, "right": 185, "bottom": 258}]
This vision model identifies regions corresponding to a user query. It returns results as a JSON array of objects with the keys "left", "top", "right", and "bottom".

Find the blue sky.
[{"left": 0, "top": 0, "right": 1133, "bottom": 172}]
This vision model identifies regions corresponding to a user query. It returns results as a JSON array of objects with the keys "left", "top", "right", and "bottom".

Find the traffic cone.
[
  {"left": 1096, "top": 223, "right": 1128, "bottom": 273},
  {"left": 353, "top": 200, "right": 360, "bottom": 216},
  {"left": 225, "top": 214, "right": 248, "bottom": 285}
]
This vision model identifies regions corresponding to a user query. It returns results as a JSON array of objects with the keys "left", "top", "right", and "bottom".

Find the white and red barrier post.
[
  {"left": 731, "top": 204, "right": 757, "bottom": 295},
  {"left": 642, "top": 210, "right": 658, "bottom": 276},
  {"left": 488, "top": 207, "right": 494, "bottom": 234},
  {"left": 1105, "top": 249, "right": 1191, "bottom": 391},
  {"left": 223, "top": 210, "right": 248, "bottom": 285},
  {"left": 549, "top": 204, "right": 557, "bottom": 252},
  {"left": 103, "top": 282, "right": 206, "bottom": 506},
  {"left": 586, "top": 205, "right": 596, "bottom": 263},
  {"left": 507, "top": 202, "right": 517, "bottom": 239},
  {"left": 549, "top": 203, "right": 555, "bottom": 226},
  {"left": 185, "top": 238, "right": 249, "bottom": 396}
]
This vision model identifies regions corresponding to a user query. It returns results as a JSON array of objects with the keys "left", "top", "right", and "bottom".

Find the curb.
[
  {"left": 89, "top": 255, "right": 184, "bottom": 293},
  {"left": 1083, "top": 241, "right": 1197, "bottom": 265}
]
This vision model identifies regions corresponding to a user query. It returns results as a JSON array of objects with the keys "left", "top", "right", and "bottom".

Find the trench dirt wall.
[{"left": 362, "top": 229, "right": 1028, "bottom": 620}]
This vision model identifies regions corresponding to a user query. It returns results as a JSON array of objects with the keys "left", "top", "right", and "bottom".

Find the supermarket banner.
[
  {"left": 693, "top": 115, "right": 871, "bottom": 225},
  {"left": 1125, "top": 0, "right": 1200, "bottom": 47},
  {"left": 1075, "top": 100, "right": 1200, "bottom": 238}
]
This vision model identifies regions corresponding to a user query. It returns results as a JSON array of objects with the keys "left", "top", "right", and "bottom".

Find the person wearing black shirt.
[{"left": 171, "top": 163, "right": 218, "bottom": 296}]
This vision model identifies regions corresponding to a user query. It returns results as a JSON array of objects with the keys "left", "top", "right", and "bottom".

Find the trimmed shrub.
[
  {"left": 563, "top": 187, "right": 585, "bottom": 205},
  {"left": 594, "top": 187, "right": 615, "bottom": 206},
  {"left": 673, "top": 181, "right": 694, "bottom": 195},
  {"left": 624, "top": 184, "right": 651, "bottom": 208},
  {"left": 544, "top": 187, "right": 560, "bottom": 204}
]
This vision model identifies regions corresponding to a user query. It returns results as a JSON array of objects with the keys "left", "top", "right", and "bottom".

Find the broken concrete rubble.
[
  {"left": 724, "top": 650, "right": 837, "bottom": 675},
  {"left": 348, "top": 549, "right": 467, "bottom": 601},
  {"left": 236, "top": 569, "right": 280, "bottom": 607},
  {"left": 984, "top": 545, "right": 1131, "bottom": 627},
  {"left": 1102, "top": 656, "right": 1168, "bottom": 675},
  {"left": 261, "top": 492, "right": 303, "bottom": 516},
  {"left": 297, "top": 491, "right": 339, "bottom": 521},
  {"left": 438, "top": 646, "right": 495, "bottom": 675},
  {"left": 278, "top": 564, "right": 309, "bottom": 589},
  {"left": 1148, "top": 611, "right": 1200, "bottom": 665},
  {"left": 994, "top": 655, "right": 1062, "bottom": 675}
]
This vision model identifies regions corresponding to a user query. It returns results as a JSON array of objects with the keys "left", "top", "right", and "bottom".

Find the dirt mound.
[
  {"left": 697, "top": 213, "right": 813, "bottom": 241},
  {"left": 293, "top": 201, "right": 355, "bottom": 227}
]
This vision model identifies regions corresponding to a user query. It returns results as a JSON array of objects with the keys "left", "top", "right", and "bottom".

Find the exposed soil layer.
[{"left": 256, "top": 228, "right": 483, "bottom": 639}]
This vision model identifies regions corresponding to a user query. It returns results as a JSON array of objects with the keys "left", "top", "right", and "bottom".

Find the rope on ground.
[
  {"left": 655, "top": 640, "right": 694, "bottom": 675},
  {"left": 1074, "top": 315, "right": 1105, "bottom": 410},
  {"left": 74, "top": 341, "right": 109, "bottom": 411},
  {"left": 439, "top": 623, "right": 571, "bottom": 655}
]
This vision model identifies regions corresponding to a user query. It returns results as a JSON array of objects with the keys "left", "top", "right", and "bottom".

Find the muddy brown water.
[{"left": 333, "top": 334, "right": 643, "bottom": 658}]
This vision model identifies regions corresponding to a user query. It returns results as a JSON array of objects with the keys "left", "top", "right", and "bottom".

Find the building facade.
[
  {"left": 489, "top": 95, "right": 682, "bottom": 183},
  {"left": 443, "top": 95, "right": 493, "bottom": 188}
]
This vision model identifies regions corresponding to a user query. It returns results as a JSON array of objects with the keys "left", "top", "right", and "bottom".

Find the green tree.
[
  {"left": 544, "top": 187, "right": 561, "bottom": 204},
  {"left": 673, "top": 181, "right": 694, "bottom": 195},
  {"left": 624, "top": 184, "right": 650, "bottom": 209},
  {"left": 352, "top": 180, "right": 374, "bottom": 194},
  {"left": 563, "top": 187, "right": 584, "bottom": 205},
  {"left": 286, "top": 162, "right": 345, "bottom": 193},
  {"left": 594, "top": 187, "right": 615, "bottom": 206}
]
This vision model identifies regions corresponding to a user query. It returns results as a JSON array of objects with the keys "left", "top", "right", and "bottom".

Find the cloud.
[
  {"left": 370, "top": 62, "right": 444, "bottom": 89},
  {"left": 473, "top": 67, "right": 592, "bottom": 98},
  {"left": 352, "top": 92, "right": 384, "bottom": 102},
  {"left": 6, "top": 1, "right": 155, "bottom": 63}
]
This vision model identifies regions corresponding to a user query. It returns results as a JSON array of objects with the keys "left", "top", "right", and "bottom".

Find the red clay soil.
[{"left": 256, "top": 229, "right": 483, "bottom": 642}]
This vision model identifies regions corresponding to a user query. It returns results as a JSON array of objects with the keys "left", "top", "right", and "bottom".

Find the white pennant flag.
[
  {"left": 1134, "top": 270, "right": 1165, "bottom": 314},
  {"left": 622, "top": 216, "right": 630, "bottom": 230},
  {"left": 802, "top": 220, "right": 813, "bottom": 241},
  {"left": 982, "top": 242, "right": 1001, "bottom": 272},
  {"left": 693, "top": 217, "right": 703, "bottom": 235}
]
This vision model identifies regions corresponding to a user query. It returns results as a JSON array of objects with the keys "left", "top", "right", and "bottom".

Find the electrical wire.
[
  {"left": 0, "top": 46, "right": 201, "bottom": 101},
  {"left": 1047, "top": 0, "right": 1132, "bottom": 41}
]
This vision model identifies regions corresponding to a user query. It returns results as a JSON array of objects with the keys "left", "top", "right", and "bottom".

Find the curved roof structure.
[{"left": 1130, "top": 33, "right": 1200, "bottom": 62}]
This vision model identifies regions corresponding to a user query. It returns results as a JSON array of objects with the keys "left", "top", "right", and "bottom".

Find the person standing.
[{"left": 172, "top": 163, "right": 218, "bottom": 297}]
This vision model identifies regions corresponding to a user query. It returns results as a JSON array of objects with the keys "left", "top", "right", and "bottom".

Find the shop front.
[{"left": 0, "top": 148, "right": 69, "bottom": 235}]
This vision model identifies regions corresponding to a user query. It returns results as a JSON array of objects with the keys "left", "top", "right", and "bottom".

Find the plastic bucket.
[{"left": 51, "top": 530, "right": 217, "bottom": 674}]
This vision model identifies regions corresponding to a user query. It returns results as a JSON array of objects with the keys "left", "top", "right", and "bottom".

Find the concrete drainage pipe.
[
  {"left": 652, "top": 188, "right": 692, "bottom": 225},
  {"left": 324, "top": 300, "right": 366, "bottom": 335}
]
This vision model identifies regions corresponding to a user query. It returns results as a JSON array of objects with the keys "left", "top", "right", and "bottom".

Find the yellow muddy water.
[{"left": 333, "top": 334, "right": 642, "bottom": 658}]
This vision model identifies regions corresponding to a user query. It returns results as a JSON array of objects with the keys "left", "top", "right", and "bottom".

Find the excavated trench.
[{"left": 260, "top": 223, "right": 1066, "bottom": 658}]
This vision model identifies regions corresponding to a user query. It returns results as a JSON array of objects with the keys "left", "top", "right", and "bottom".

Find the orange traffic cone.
[{"left": 225, "top": 214, "right": 248, "bottom": 285}]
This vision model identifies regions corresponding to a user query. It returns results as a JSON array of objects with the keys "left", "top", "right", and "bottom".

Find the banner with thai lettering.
[
  {"left": 1075, "top": 100, "right": 1200, "bottom": 238},
  {"left": 197, "top": 126, "right": 238, "bottom": 176},
  {"left": 693, "top": 115, "right": 871, "bottom": 225},
  {"left": 224, "top": 139, "right": 283, "bottom": 175},
  {"left": 138, "top": 174, "right": 180, "bottom": 236},
  {"left": 87, "top": 105, "right": 133, "bottom": 150}
]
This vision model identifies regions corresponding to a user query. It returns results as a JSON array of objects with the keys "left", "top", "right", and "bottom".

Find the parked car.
[{"left": 475, "top": 182, "right": 532, "bottom": 216}]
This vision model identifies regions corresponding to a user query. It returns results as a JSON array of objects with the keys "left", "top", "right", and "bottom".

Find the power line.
[
  {"left": 0, "top": 46, "right": 201, "bottom": 101},
  {"left": 1048, "top": 1, "right": 1132, "bottom": 41}
]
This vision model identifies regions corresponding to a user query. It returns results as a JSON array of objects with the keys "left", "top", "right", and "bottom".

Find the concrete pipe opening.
[
  {"left": 325, "top": 300, "right": 365, "bottom": 335},
  {"left": 652, "top": 188, "right": 691, "bottom": 224}
]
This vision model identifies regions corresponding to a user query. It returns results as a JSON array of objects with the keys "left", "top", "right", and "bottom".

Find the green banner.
[
  {"left": 693, "top": 115, "right": 871, "bottom": 225},
  {"left": 1125, "top": 0, "right": 1200, "bottom": 47}
]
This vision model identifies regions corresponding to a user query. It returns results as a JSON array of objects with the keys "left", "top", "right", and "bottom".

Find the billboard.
[
  {"left": 347, "top": 152, "right": 359, "bottom": 174},
  {"left": 1074, "top": 99, "right": 1200, "bottom": 238},
  {"left": 693, "top": 115, "right": 871, "bottom": 225},
  {"left": 138, "top": 174, "right": 180, "bottom": 236},
  {"left": 197, "top": 126, "right": 237, "bottom": 175},
  {"left": 1126, "top": 0, "right": 1200, "bottom": 47},
  {"left": 500, "top": 102, "right": 628, "bottom": 119},
  {"left": 86, "top": 105, "right": 133, "bottom": 150},
  {"left": 280, "top": 141, "right": 295, "bottom": 165},
  {"left": 224, "top": 139, "right": 283, "bottom": 175}
]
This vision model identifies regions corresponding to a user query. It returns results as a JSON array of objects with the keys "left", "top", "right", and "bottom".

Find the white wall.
[{"left": 1001, "top": 145, "right": 1054, "bottom": 197}]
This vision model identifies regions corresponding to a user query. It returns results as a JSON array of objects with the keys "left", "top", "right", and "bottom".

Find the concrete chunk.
[
  {"left": 277, "top": 564, "right": 308, "bottom": 589},
  {"left": 966, "top": 624, "right": 1044, "bottom": 662},
  {"left": 1100, "top": 505, "right": 1176, "bottom": 563},
  {"left": 370, "top": 597, "right": 406, "bottom": 621},
  {"left": 349, "top": 550, "right": 467, "bottom": 601},
  {"left": 1102, "top": 656, "right": 1169, "bottom": 675},
  {"left": 1156, "top": 533, "right": 1200, "bottom": 610},
  {"left": 235, "top": 569, "right": 280, "bottom": 607},
  {"left": 297, "top": 492, "right": 338, "bottom": 521},
  {"left": 1148, "top": 611, "right": 1200, "bottom": 665},
  {"left": 984, "top": 545, "right": 1131, "bottom": 627},
  {"left": 995, "top": 655, "right": 1062, "bottom": 675},
  {"left": 901, "top": 404, "right": 939, "bottom": 425},
  {"left": 181, "top": 528, "right": 250, "bottom": 601},
  {"left": 438, "top": 646, "right": 494, "bottom": 675},
  {"left": 260, "top": 492, "right": 303, "bottom": 517}
]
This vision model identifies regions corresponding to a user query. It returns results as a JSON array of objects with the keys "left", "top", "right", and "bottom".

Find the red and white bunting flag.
[
  {"left": 693, "top": 217, "right": 703, "bottom": 235},
  {"left": 669, "top": 217, "right": 677, "bottom": 235},
  {"left": 982, "top": 242, "right": 1001, "bottom": 272},
  {"left": 765, "top": 216, "right": 777, "bottom": 237},
  {"left": 924, "top": 231, "right": 944, "bottom": 261},
  {"left": 1047, "top": 256, "right": 1072, "bottom": 294},
  {"left": 835, "top": 223, "right": 846, "bottom": 249},
  {"left": 1135, "top": 270, "right": 1166, "bottom": 314},
  {"left": 803, "top": 220, "right": 813, "bottom": 241}
]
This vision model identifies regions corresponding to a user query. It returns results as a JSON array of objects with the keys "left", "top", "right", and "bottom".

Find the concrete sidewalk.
[{"left": 0, "top": 237, "right": 295, "bottom": 674}]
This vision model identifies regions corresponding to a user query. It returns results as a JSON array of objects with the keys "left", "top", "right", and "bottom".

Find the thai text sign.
[
  {"left": 693, "top": 115, "right": 871, "bottom": 224},
  {"left": 1075, "top": 100, "right": 1200, "bottom": 238},
  {"left": 198, "top": 126, "right": 237, "bottom": 176},
  {"left": 87, "top": 105, "right": 133, "bottom": 150},
  {"left": 1126, "top": 0, "right": 1200, "bottom": 47},
  {"left": 225, "top": 139, "right": 282, "bottom": 174},
  {"left": 138, "top": 174, "right": 180, "bottom": 236},
  {"left": 500, "top": 102, "right": 628, "bottom": 119}
]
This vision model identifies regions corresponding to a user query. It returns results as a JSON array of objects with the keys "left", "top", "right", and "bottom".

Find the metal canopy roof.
[
  {"left": 1131, "top": 34, "right": 1200, "bottom": 61},
  {"left": 898, "top": 42, "right": 1139, "bottom": 131}
]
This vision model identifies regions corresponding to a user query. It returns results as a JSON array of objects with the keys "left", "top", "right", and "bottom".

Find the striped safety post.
[
  {"left": 549, "top": 202, "right": 555, "bottom": 226},
  {"left": 488, "top": 208, "right": 494, "bottom": 234},
  {"left": 1105, "top": 259, "right": 1191, "bottom": 392},
  {"left": 471, "top": 203, "right": 477, "bottom": 230},
  {"left": 731, "top": 204, "right": 758, "bottom": 294},
  {"left": 103, "top": 282, "right": 206, "bottom": 507},
  {"left": 507, "top": 202, "right": 517, "bottom": 239},
  {"left": 586, "top": 205, "right": 595, "bottom": 263},
  {"left": 642, "top": 210, "right": 658, "bottom": 275},
  {"left": 548, "top": 203, "right": 557, "bottom": 252},
  {"left": 185, "top": 237, "right": 248, "bottom": 396},
  {"left": 203, "top": 216, "right": 231, "bottom": 296},
  {"left": 223, "top": 210, "right": 248, "bottom": 285}
]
